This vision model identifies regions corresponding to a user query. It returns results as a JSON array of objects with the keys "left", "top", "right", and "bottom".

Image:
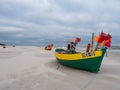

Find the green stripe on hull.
[{"left": 57, "top": 56, "right": 103, "bottom": 73}]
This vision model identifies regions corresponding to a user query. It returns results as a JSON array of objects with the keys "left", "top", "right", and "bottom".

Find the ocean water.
[{"left": 1, "top": 35, "right": 120, "bottom": 48}]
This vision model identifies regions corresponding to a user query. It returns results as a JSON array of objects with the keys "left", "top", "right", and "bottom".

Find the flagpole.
[{"left": 91, "top": 32, "right": 94, "bottom": 52}]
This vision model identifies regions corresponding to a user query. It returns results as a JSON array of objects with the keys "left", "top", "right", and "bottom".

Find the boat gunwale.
[{"left": 55, "top": 49, "right": 103, "bottom": 60}]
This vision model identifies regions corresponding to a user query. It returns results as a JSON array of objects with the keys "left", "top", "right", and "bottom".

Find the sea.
[{"left": 1, "top": 35, "right": 120, "bottom": 50}]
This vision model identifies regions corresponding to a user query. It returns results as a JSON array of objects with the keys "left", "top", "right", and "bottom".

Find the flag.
[
  {"left": 76, "top": 37, "right": 81, "bottom": 42},
  {"left": 105, "top": 34, "right": 112, "bottom": 41},
  {"left": 71, "top": 38, "right": 76, "bottom": 43},
  {"left": 104, "top": 34, "right": 112, "bottom": 47},
  {"left": 100, "top": 33, "right": 112, "bottom": 47},
  {"left": 71, "top": 37, "right": 81, "bottom": 44},
  {"left": 98, "top": 32, "right": 105, "bottom": 43},
  {"left": 94, "top": 35, "right": 99, "bottom": 42},
  {"left": 105, "top": 41, "right": 111, "bottom": 47}
]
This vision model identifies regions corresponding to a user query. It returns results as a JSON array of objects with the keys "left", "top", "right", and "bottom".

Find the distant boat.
[
  {"left": 45, "top": 46, "right": 52, "bottom": 50},
  {"left": 55, "top": 32, "right": 112, "bottom": 73},
  {"left": 0, "top": 43, "right": 6, "bottom": 48},
  {"left": 44, "top": 44, "right": 53, "bottom": 50}
]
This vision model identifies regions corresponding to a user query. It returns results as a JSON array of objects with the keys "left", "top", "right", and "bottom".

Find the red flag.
[
  {"left": 105, "top": 34, "right": 112, "bottom": 41},
  {"left": 105, "top": 41, "right": 111, "bottom": 47},
  {"left": 104, "top": 34, "right": 112, "bottom": 47},
  {"left": 98, "top": 32, "right": 105, "bottom": 43},
  {"left": 76, "top": 37, "right": 81, "bottom": 42}
]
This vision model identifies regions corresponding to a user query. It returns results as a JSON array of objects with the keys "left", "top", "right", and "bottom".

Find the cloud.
[
  {"left": 0, "top": 0, "right": 120, "bottom": 45},
  {"left": 0, "top": 26, "right": 24, "bottom": 32}
]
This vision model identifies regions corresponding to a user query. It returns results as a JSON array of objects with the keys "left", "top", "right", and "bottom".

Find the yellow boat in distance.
[
  {"left": 44, "top": 47, "right": 52, "bottom": 50},
  {"left": 44, "top": 44, "right": 53, "bottom": 50}
]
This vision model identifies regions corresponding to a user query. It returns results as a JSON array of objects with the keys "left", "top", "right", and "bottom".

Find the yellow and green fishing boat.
[
  {"left": 55, "top": 32, "right": 111, "bottom": 73},
  {"left": 55, "top": 47, "right": 107, "bottom": 73}
]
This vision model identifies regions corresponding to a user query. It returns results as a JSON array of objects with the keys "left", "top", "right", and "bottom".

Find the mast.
[{"left": 91, "top": 32, "right": 94, "bottom": 52}]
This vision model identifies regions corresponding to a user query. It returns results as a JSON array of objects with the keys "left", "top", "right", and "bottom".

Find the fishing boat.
[
  {"left": 55, "top": 32, "right": 112, "bottom": 73},
  {"left": 45, "top": 47, "right": 52, "bottom": 50},
  {"left": 44, "top": 44, "right": 53, "bottom": 50},
  {"left": 0, "top": 43, "right": 6, "bottom": 48},
  {"left": 55, "top": 47, "right": 106, "bottom": 73}
]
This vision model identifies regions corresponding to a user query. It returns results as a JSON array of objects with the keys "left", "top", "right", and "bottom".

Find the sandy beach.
[{"left": 0, "top": 46, "right": 120, "bottom": 90}]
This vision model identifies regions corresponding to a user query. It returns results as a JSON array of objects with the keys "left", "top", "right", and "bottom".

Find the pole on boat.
[{"left": 91, "top": 32, "right": 94, "bottom": 52}]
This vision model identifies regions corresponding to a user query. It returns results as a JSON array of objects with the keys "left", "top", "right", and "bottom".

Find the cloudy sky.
[{"left": 0, "top": 0, "right": 120, "bottom": 46}]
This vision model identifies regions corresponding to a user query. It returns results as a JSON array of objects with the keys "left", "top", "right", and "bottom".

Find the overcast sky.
[{"left": 0, "top": 0, "right": 120, "bottom": 45}]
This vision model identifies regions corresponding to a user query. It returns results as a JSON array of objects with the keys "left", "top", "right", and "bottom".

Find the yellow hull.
[
  {"left": 44, "top": 47, "right": 52, "bottom": 50},
  {"left": 55, "top": 50, "right": 102, "bottom": 60}
]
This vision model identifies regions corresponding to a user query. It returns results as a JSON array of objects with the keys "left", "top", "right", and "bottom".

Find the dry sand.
[{"left": 0, "top": 46, "right": 120, "bottom": 90}]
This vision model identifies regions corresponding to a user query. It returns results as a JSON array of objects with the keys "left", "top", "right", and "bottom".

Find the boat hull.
[
  {"left": 44, "top": 47, "right": 52, "bottom": 50},
  {"left": 55, "top": 48, "right": 106, "bottom": 73}
]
